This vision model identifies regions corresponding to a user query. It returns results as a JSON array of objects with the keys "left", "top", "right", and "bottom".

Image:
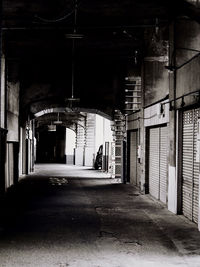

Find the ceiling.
[{"left": 2, "top": 0, "right": 200, "bottom": 122}]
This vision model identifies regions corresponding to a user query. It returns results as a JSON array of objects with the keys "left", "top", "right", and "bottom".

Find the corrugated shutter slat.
[
  {"left": 149, "top": 128, "right": 160, "bottom": 200},
  {"left": 130, "top": 131, "right": 138, "bottom": 185},
  {"left": 182, "top": 109, "right": 199, "bottom": 224}
]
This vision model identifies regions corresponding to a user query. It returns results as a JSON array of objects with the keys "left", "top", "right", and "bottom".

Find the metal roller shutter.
[
  {"left": 193, "top": 109, "right": 199, "bottom": 224},
  {"left": 149, "top": 126, "right": 168, "bottom": 204},
  {"left": 115, "top": 144, "right": 122, "bottom": 178},
  {"left": 160, "top": 127, "right": 168, "bottom": 204},
  {"left": 130, "top": 131, "right": 138, "bottom": 186},
  {"left": 149, "top": 128, "right": 160, "bottom": 200},
  {"left": 182, "top": 109, "right": 199, "bottom": 224}
]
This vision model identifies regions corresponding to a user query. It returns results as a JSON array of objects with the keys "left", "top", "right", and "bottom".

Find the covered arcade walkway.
[{"left": 0, "top": 165, "right": 200, "bottom": 267}]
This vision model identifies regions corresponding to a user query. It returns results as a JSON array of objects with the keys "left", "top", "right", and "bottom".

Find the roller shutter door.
[
  {"left": 130, "top": 131, "right": 138, "bottom": 186},
  {"left": 149, "top": 128, "right": 160, "bottom": 199},
  {"left": 149, "top": 126, "right": 168, "bottom": 204},
  {"left": 182, "top": 109, "right": 199, "bottom": 223},
  {"left": 160, "top": 127, "right": 168, "bottom": 204}
]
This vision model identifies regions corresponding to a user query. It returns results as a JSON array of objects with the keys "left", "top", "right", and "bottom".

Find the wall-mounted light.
[
  {"left": 134, "top": 50, "right": 138, "bottom": 65},
  {"left": 163, "top": 89, "right": 200, "bottom": 111},
  {"left": 169, "top": 101, "right": 174, "bottom": 111},
  {"left": 181, "top": 97, "right": 185, "bottom": 108},
  {"left": 155, "top": 18, "right": 159, "bottom": 36},
  {"left": 165, "top": 65, "right": 176, "bottom": 73},
  {"left": 165, "top": 47, "right": 200, "bottom": 72}
]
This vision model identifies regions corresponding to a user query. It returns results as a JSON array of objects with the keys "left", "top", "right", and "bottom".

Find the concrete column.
[
  {"left": 26, "top": 120, "right": 37, "bottom": 173},
  {"left": 31, "top": 120, "right": 35, "bottom": 171},
  {"left": 0, "top": 55, "right": 5, "bottom": 128},
  {"left": 84, "top": 113, "right": 96, "bottom": 167},
  {"left": 65, "top": 128, "right": 76, "bottom": 165},
  {"left": 5, "top": 60, "right": 20, "bottom": 188},
  {"left": 21, "top": 126, "right": 27, "bottom": 175},
  {"left": 168, "top": 22, "right": 178, "bottom": 214},
  {"left": 0, "top": 0, "right": 7, "bottom": 193},
  {"left": 0, "top": 128, "right": 7, "bottom": 193},
  {"left": 75, "top": 122, "right": 85, "bottom": 166}
]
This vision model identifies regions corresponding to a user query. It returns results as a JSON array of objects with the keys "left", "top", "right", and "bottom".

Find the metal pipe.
[
  {"left": 2, "top": 24, "right": 157, "bottom": 31},
  {"left": 71, "top": 0, "right": 78, "bottom": 99},
  {"left": 71, "top": 39, "right": 75, "bottom": 99}
]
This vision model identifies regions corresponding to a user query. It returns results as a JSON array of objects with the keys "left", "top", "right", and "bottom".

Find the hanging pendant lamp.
[{"left": 65, "top": 0, "right": 82, "bottom": 108}]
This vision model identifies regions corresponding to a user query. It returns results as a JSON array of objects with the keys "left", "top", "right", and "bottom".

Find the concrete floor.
[{"left": 0, "top": 164, "right": 200, "bottom": 267}]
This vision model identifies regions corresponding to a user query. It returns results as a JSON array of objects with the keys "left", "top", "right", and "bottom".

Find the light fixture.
[
  {"left": 54, "top": 113, "right": 63, "bottom": 125},
  {"left": 181, "top": 97, "right": 185, "bottom": 108},
  {"left": 155, "top": 18, "right": 159, "bottom": 36},
  {"left": 169, "top": 101, "right": 174, "bottom": 111},
  {"left": 48, "top": 120, "right": 57, "bottom": 131},
  {"left": 48, "top": 125, "right": 56, "bottom": 132},
  {"left": 165, "top": 65, "right": 176, "bottom": 73},
  {"left": 65, "top": 33, "right": 84, "bottom": 39},
  {"left": 165, "top": 47, "right": 200, "bottom": 72},
  {"left": 65, "top": 0, "right": 81, "bottom": 107}
]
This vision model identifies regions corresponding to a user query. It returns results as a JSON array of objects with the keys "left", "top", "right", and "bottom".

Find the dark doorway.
[{"left": 36, "top": 126, "right": 66, "bottom": 163}]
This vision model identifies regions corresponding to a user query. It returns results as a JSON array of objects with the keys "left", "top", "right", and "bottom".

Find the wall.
[
  {"left": 84, "top": 113, "right": 96, "bottom": 167},
  {"left": 0, "top": 55, "right": 5, "bottom": 128},
  {"left": 127, "top": 111, "right": 141, "bottom": 131},
  {"left": 65, "top": 128, "right": 76, "bottom": 165},
  {"left": 95, "top": 115, "right": 104, "bottom": 153},
  {"left": 5, "top": 60, "right": 20, "bottom": 190},
  {"left": 144, "top": 101, "right": 169, "bottom": 127},
  {"left": 0, "top": 53, "right": 6, "bottom": 192},
  {"left": 144, "top": 59, "right": 169, "bottom": 107},
  {"left": 175, "top": 20, "right": 200, "bottom": 108},
  {"left": 74, "top": 113, "right": 113, "bottom": 170},
  {"left": 126, "top": 27, "right": 169, "bottom": 191},
  {"left": 166, "top": 19, "right": 200, "bottom": 215},
  {"left": 7, "top": 60, "right": 20, "bottom": 142},
  {"left": 127, "top": 100, "right": 169, "bottom": 191},
  {"left": 143, "top": 28, "right": 169, "bottom": 107},
  {"left": 75, "top": 123, "right": 85, "bottom": 166},
  {"left": 103, "top": 117, "right": 113, "bottom": 173}
]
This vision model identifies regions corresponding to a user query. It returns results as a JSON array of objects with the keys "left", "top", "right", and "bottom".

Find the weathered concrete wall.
[
  {"left": 143, "top": 28, "right": 169, "bottom": 107},
  {"left": 0, "top": 54, "right": 6, "bottom": 192},
  {"left": 75, "top": 123, "right": 85, "bottom": 166},
  {"left": 5, "top": 143, "right": 14, "bottom": 189},
  {"left": 186, "top": 0, "right": 200, "bottom": 5},
  {"left": 127, "top": 111, "right": 140, "bottom": 131},
  {"left": 175, "top": 20, "right": 200, "bottom": 108},
  {"left": 144, "top": 60, "right": 169, "bottom": 107},
  {"left": 127, "top": 27, "right": 170, "bottom": 192},
  {"left": 167, "top": 19, "right": 200, "bottom": 217},
  {"left": 7, "top": 81, "right": 20, "bottom": 142},
  {"left": 5, "top": 61, "right": 20, "bottom": 189},
  {"left": 65, "top": 128, "right": 76, "bottom": 165},
  {"left": 0, "top": 55, "right": 5, "bottom": 128},
  {"left": 144, "top": 100, "right": 169, "bottom": 127}
]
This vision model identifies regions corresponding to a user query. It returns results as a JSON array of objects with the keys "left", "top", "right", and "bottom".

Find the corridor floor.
[{"left": 0, "top": 164, "right": 200, "bottom": 267}]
